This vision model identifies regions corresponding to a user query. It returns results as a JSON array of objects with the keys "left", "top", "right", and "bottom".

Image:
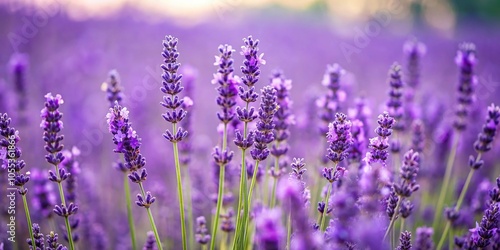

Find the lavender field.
[{"left": 1, "top": 1, "right": 500, "bottom": 249}]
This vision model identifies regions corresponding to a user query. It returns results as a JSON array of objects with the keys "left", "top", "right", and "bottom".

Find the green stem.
[
  {"left": 54, "top": 164, "right": 75, "bottom": 250},
  {"left": 138, "top": 183, "right": 163, "bottom": 250},
  {"left": 437, "top": 155, "right": 480, "bottom": 249},
  {"left": 233, "top": 109, "right": 250, "bottom": 249},
  {"left": 124, "top": 174, "right": 137, "bottom": 250},
  {"left": 383, "top": 199, "right": 401, "bottom": 240},
  {"left": 319, "top": 183, "right": 332, "bottom": 231},
  {"left": 211, "top": 164, "right": 225, "bottom": 250},
  {"left": 263, "top": 164, "right": 269, "bottom": 206},
  {"left": 172, "top": 129, "right": 187, "bottom": 250},
  {"left": 269, "top": 155, "right": 280, "bottom": 208},
  {"left": 286, "top": 210, "right": 292, "bottom": 250},
  {"left": 21, "top": 194, "right": 36, "bottom": 249},
  {"left": 433, "top": 133, "right": 460, "bottom": 230},
  {"left": 183, "top": 166, "right": 194, "bottom": 250},
  {"left": 436, "top": 221, "right": 450, "bottom": 250},
  {"left": 247, "top": 161, "right": 260, "bottom": 205}
]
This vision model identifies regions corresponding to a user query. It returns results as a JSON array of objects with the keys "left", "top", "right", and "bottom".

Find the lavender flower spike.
[
  {"left": 415, "top": 227, "right": 434, "bottom": 250},
  {"left": 366, "top": 112, "right": 395, "bottom": 166},
  {"left": 251, "top": 85, "right": 278, "bottom": 161},
  {"left": 160, "top": 35, "right": 186, "bottom": 250},
  {"left": 396, "top": 231, "right": 412, "bottom": 250},
  {"left": 255, "top": 209, "right": 284, "bottom": 250},
  {"left": 195, "top": 216, "right": 211, "bottom": 245},
  {"left": 102, "top": 69, "right": 123, "bottom": 107},
  {"left": 106, "top": 102, "right": 162, "bottom": 250},
  {"left": 453, "top": 42, "right": 477, "bottom": 131}
]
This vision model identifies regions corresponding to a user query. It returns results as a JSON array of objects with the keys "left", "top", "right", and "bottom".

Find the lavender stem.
[
  {"left": 123, "top": 173, "right": 137, "bottom": 250},
  {"left": 432, "top": 132, "right": 460, "bottom": 230}
]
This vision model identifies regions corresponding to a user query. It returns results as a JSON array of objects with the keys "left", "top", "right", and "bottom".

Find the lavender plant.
[
  {"left": 106, "top": 103, "right": 162, "bottom": 250},
  {"left": 160, "top": 35, "right": 188, "bottom": 250},
  {"left": 41, "top": 93, "right": 77, "bottom": 250},
  {"left": 233, "top": 36, "right": 265, "bottom": 249}
]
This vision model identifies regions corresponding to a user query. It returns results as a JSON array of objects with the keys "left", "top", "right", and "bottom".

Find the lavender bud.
[
  {"left": 396, "top": 231, "right": 412, "bottom": 250},
  {"left": 415, "top": 227, "right": 433, "bottom": 250},
  {"left": 195, "top": 216, "right": 211, "bottom": 245}
]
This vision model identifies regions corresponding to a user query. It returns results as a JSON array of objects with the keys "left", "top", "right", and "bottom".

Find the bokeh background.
[{"left": 1, "top": 0, "right": 500, "bottom": 249}]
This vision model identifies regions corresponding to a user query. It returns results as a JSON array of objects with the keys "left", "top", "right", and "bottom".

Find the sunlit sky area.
[{"left": 0, "top": 0, "right": 457, "bottom": 32}]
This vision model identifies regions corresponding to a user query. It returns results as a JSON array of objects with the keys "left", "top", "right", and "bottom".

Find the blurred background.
[{"left": 1, "top": 0, "right": 500, "bottom": 249}]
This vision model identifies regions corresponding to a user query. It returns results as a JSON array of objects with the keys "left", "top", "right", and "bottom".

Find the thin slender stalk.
[
  {"left": 247, "top": 161, "right": 260, "bottom": 205},
  {"left": 286, "top": 210, "right": 292, "bottom": 250},
  {"left": 54, "top": 164, "right": 75, "bottom": 250},
  {"left": 183, "top": 166, "right": 194, "bottom": 249},
  {"left": 21, "top": 195, "right": 36, "bottom": 248},
  {"left": 233, "top": 106, "right": 250, "bottom": 249},
  {"left": 399, "top": 218, "right": 405, "bottom": 237},
  {"left": 433, "top": 133, "right": 460, "bottom": 230},
  {"left": 383, "top": 199, "right": 402, "bottom": 240},
  {"left": 319, "top": 183, "right": 332, "bottom": 231},
  {"left": 138, "top": 183, "right": 163, "bottom": 250},
  {"left": 436, "top": 221, "right": 450, "bottom": 250},
  {"left": 123, "top": 174, "right": 137, "bottom": 250},
  {"left": 211, "top": 123, "right": 228, "bottom": 250},
  {"left": 171, "top": 122, "right": 187, "bottom": 250},
  {"left": 210, "top": 165, "right": 225, "bottom": 250},
  {"left": 221, "top": 231, "right": 228, "bottom": 250},
  {"left": 437, "top": 154, "right": 480, "bottom": 249},
  {"left": 269, "top": 155, "right": 280, "bottom": 208}
]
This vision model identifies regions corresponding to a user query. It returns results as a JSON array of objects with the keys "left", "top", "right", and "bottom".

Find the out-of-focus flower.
[
  {"left": 195, "top": 216, "right": 210, "bottom": 245},
  {"left": 453, "top": 42, "right": 477, "bottom": 131},
  {"left": 255, "top": 208, "right": 284, "bottom": 250}
]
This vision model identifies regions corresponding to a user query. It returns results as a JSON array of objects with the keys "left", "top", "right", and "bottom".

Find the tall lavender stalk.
[
  {"left": 233, "top": 36, "right": 265, "bottom": 249},
  {"left": 403, "top": 38, "right": 426, "bottom": 126},
  {"left": 269, "top": 74, "right": 293, "bottom": 208},
  {"left": 40, "top": 93, "right": 77, "bottom": 250},
  {"left": 211, "top": 44, "right": 237, "bottom": 250},
  {"left": 102, "top": 69, "right": 137, "bottom": 250},
  {"left": 434, "top": 43, "right": 477, "bottom": 230},
  {"left": 160, "top": 35, "right": 188, "bottom": 250},
  {"left": 437, "top": 104, "right": 500, "bottom": 249},
  {"left": 383, "top": 150, "right": 420, "bottom": 240},
  {"left": 1, "top": 113, "right": 36, "bottom": 248},
  {"left": 106, "top": 103, "right": 162, "bottom": 250},
  {"left": 317, "top": 113, "right": 352, "bottom": 231},
  {"left": 386, "top": 63, "right": 405, "bottom": 174}
]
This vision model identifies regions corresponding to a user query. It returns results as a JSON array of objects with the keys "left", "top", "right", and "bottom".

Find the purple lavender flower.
[
  {"left": 414, "top": 227, "right": 433, "bottom": 250},
  {"left": 386, "top": 63, "right": 405, "bottom": 132},
  {"left": 411, "top": 120, "right": 425, "bottom": 154},
  {"left": 8, "top": 53, "right": 28, "bottom": 120},
  {"left": 46, "top": 231, "right": 67, "bottom": 250},
  {"left": 473, "top": 199, "right": 499, "bottom": 248},
  {"left": 473, "top": 104, "right": 500, "bottom": 154},
  {"left": 213, "top": 44, "right": 239, "bottom": 125},
  {"left": 28, "top": 223, "right": 45, "bottom": 249},
  {"left": 386, "top": 189, "right": 399, "bottom": 220},
  {"left": 195, "top": 216, "right": 210, "bottom": 245},
  {"left": 270, "top": 74, "right": 294, "bottom": 175},
  {"left": 31, "top": 169, "right": 56, "bottom": 219},
  {"left": 278, "top": 180, "right": 323, "bottom": 250},
  {"left": 160, "top": 35, "right": 188, "bottom": 143},
  {"left": 143, "top": 231, "right": 157, "bottom": 250},
  {"left": 403, "top": 39, "right": 426, "bottom": 124},
  {"left": 366, "top": 112, "right": 395, "bottom": 166},
  {"left": 240, "top": 36, "right": 265, "bottom": 88},
  {"left": 396, "top": 231, "right": 412, "bottom": 250},
  {"left": 251, "top": 86, "right": 278, "bottom": 161},
  {"left": 453, "top": 42, "right": 477, "bottom": 131},
  {"left": 325, "top": 113, "right": 353, "bottom": 165},
  {"left": 318, "top": 64, "right": 346, "bottom": 136},
  {"left": 102, "top": 69, "right": 123, "bottom": 107},
  {"left": 41, "top": 93, "right": 65, "bottom": 165},
  {"left": 255, "top": 208, "right": 284, "bottom": 250},
  {"left": 347, "top": 119, "right": 365, "bottom": 165},
  {"left": 393, "top": 150, "right": 420, "bottom": 198},
  {"left": 221, "top": 208, "right": 235, "bottom": 233}
]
